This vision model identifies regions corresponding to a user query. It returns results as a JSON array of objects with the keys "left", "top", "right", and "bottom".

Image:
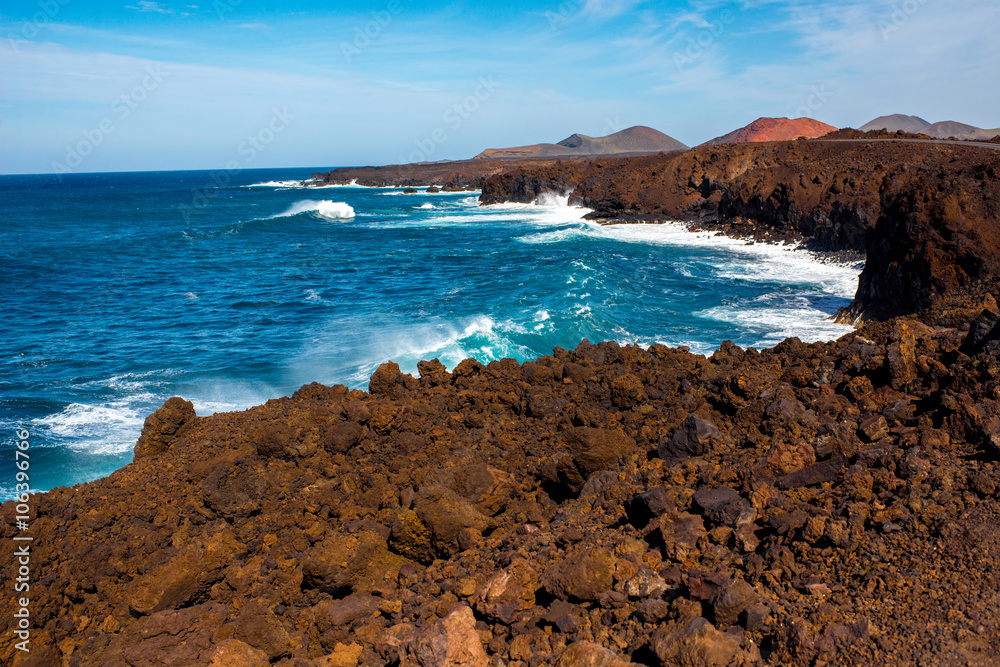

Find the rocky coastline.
[{"left": 4, "top": 139, "right": 1000, "bottom": 666}]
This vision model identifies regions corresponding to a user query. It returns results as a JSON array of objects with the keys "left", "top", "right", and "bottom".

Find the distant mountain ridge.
[
  {"left": 473, "top": 126, "right": 688, "bottom": 160},
  {"left": 861, "top": 114, "right": 1000, "bottom": 140},
  {"left": 700, "top": 117, "right": 837, "bottom": 146}
]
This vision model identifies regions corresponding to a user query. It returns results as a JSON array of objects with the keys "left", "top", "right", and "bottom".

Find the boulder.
[
  {"left": 659, "top": 512, "right": 707, "bottom": 563},
  {"left": 961, "top": 309, "right": 1000, "bottom": 354},
  {"left": 127, "top": 530, "right": 243, "bottom": 615},
  {"left": 659, "top": 414, "right": 723, "bottom": 462},
  {"left": 712, "top": 579, "right": 758, "bottom": 627},
  {"left": 321, "top": 421, "right": 365, "bottom": 453},
  {"left": 692, "top": 487, "right": 751, "bottom": 526},
  {"left": 542, "top": 427, "right": 635, "bottom": 494},
  {"left": 557, "top": 640, "right": 634, "bottom": 666},
  {"left": 370, "top": 361, "right": 407, "bottom": 397},
  {"left": 234, "top": 600, "right": 292, "bottom": 660},
  {"left": 652, "top": 616, "right": 759, "bottom": 666},
  {"left": 625, "top": 487, "right": 676, "bottom": 529},
  {"left": 134, "top": 397, "right": 196, "bottom": 459},
  {"left": 302, "top": 530, "right": 388, "bottom": 595},
  {"left": 541, "top": 548, "right": 618, "bottom": 602},
  {"left": 475, "top": 561, "right": 539, "bottom": 623},
  {"left": 315, "top": 593, "right": 380, "bottom": 633},
  {"left": 206, "top": 639, "right": 270, "bottom": 667},
  {"left": 399, "top": 605, "right": 488, "bottom": 667}
]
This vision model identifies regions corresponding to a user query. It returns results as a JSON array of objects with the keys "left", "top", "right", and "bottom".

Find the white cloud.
[{"left": 126, "top": 1, "right": 173, "bottom": 14}]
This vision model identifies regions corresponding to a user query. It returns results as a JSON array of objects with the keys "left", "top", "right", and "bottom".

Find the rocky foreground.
[
  {"left": 4, "top": 140, "right": 1000, "bottom": 666},
  {"left": 2, "top": 285, "right": 1000, "bottom": 666}
]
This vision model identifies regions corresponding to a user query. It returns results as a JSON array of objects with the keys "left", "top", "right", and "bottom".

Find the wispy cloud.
[
  {"left": 237, "top": 23, "right": 270, "bottom": 32},
  {"left": 126, "top": 1, "right": 173, "bottom": 14}
]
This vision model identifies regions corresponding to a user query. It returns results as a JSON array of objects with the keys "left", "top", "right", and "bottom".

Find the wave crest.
[{"left": 270, "top": 200, "right": 355, "bottom": 221}]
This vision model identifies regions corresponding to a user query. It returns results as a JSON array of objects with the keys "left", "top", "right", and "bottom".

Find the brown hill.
[
  {"left": 700, "top": 117, "right": 837, "bottom": 147},
  {"left": 921, "top": 120, "right": 1000, "bottom": 140},
  {"left": 474, "top": 125, "right": 688, "bottom": 160},
  {"left": 860, "top": 115, "right": 1000, "bottom": 141},
  {"left": 859, "top": 114, "right": 931, "bottom": 133}
]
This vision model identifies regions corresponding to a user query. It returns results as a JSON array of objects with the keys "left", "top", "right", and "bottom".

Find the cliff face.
[
  {"left": 479, "top": 140, "right": 1000, "bottom": 321},
  {"left": 3, "top": 280, "right": 1000, "bottom": 666}
]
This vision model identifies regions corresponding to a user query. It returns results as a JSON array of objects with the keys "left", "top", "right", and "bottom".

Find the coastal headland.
[{"left": 4, "top": 136, "right": 1000, "bottom": 666}]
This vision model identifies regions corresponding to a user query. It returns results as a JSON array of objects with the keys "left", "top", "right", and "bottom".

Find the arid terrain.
[{"left": 4, "top": 136, "right": 1000, "bottom": 666}]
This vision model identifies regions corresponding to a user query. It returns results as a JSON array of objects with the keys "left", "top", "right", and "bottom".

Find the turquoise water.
[{"left": 0, "top": 167, "right": 860, "bottom": 497}]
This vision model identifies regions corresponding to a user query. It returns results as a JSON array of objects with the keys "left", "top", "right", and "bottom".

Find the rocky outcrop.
[
  {"left": 479, "top": 139, "right": 1000, "bottom": 320},
  {"left": 134, "top": 396, "right": 196, "bottom": 459},
  {"left": 3, "top": 278, "right": 1000, "bottom": 665}
]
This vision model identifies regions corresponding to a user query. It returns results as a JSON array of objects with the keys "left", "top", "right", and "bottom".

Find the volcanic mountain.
[
  {"left": 860, "top": 114, "right": 1000, "bottom": 140},
  {"left": 860, "top": 114, "right": 931, "bottom": 134},
  {"left": 700, "top": 117, "right": 837, "bottom": 146},
  {"left": 473, "top": 125, "right": 688, "bottom": 160}
]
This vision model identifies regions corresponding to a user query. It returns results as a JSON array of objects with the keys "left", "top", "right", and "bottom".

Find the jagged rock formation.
[
  {"left": 3, "top": 279, "right": 1000, "bottom": 665},
  {"left": 478, "top": 140, "right": 1000, "bottom": 322}
]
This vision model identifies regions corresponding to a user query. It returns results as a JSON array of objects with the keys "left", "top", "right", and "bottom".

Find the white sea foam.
[
  {"left": 535, "top": 191, "right": 572, "bottom": 207},
  {"left": 697, "top": 299, "right": 854, "bottom": 348},
  {"left": 33, "top": 402, "right": 146, "bottom": 455},
  {"left": 292, "top": 313, "right": 536, "bottom": 389},
  {"left": 244, "top": 178, "right": 363, "bottom": 189},
  {"left": 417, "top": 203, "right": 435, "bottom": 209},
  {"left": 520, "top": 220, "right": 861, "bottom": 297},
  {"left": 244, "top": 180, "right": 303, "bottom": 188},
  {"left": 269, "top": 200, "right": 355, "bottom": 221}
]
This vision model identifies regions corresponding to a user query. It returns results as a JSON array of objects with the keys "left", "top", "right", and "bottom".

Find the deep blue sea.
[{"left": 0, "top": 167, "right": 861, "bottom": 499}]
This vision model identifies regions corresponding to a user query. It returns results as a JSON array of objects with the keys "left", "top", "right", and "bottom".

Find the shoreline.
[
  {"left": 3, "top": 142, "right": 1000, "bottom": 664},
  {"left": 5, "top": 275, "right": 998, "bottom": 665}
]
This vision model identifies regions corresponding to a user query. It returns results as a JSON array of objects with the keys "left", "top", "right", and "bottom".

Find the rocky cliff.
[
  {"left": 479, "top": 140, "right": 1000, "bottom": 322},
  {"left": 3, "top": 279, "right": 1000, "bottom": 666}
]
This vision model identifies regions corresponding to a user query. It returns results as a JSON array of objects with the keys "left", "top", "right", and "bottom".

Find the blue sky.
[{"left": 1, "top": 0, "right": 998, "bottom": 174}]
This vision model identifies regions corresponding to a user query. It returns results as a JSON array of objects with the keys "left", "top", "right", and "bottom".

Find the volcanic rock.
[
  {"left": 398, "top": 605, "right": 488, "bottom": 667},
  {"left": 134, "top": 396, "right": 196, "bottom": 459}
]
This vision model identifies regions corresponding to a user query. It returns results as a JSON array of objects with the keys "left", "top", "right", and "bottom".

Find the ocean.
[{"left": 0, "top": 167, "right": 861, "bottom": 499}]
